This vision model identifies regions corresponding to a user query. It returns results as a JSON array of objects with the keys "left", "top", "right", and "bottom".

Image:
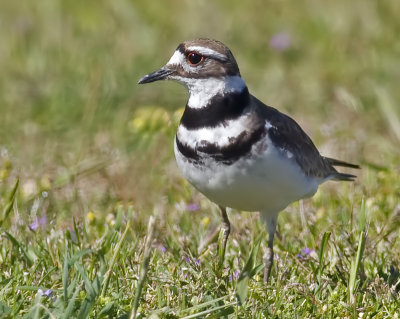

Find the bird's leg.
[
  {"left": 219, "top": 206, "right": 231, "bottom": 260},
  {"left": 264, "top": 215, "right": 277, "bottom": 283}
]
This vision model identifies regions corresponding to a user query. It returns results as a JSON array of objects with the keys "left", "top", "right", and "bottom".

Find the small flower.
[
  {"left": 106, "top": 213, "right": 115, "bottom": 226},
  {"left": 187, "top": 203, "right": 200, "bottom": 212},
  {"left": 234, "top": 270, "right": 240, "bottom": 279},
  {"left": 269, "top": 32, "right": 292, "bottom": 52},
  {"left": 29, "top": 214, "right": 46, "bottom": 232},
  {"left": 160, "top": 245, "right": 167, "bottom": 253},
  {"left": 201, "top": 216, "right": 210, "bottom": 226},
  {"left": 40, "top": 215, "right": 47, "bottom": 227},
  {"left": 297, "top": 247, "right": 315, "bottom": 259},
  {"left": 43, "top": 289, "right": 54, "bottom": 298},
  {"left": 38, "top": 289, "right": 54, "bottom": 297},
  {"left": 87, "top": 211, "right": 96, "bottom": 223},
  {"left": 229, "top": 275, "right": 233, "bottom": 283},
  {"left": 302, "top": 247, "right": 314, "bottom": 256},
  {"left": 29, "top": 218, "right": 39, "bottom": 231},
  {"left": 195, "top": 259, "right": 201, "bottom": 266},
  {"left": 38, "top": 289, "right": 56, "bottom": 302},
  {"left": 184, "top": 257, "right": 190, "bottom": 263}
]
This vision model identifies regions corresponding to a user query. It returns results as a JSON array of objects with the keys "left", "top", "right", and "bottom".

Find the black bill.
[{"left": 138, "top": 68, "right": 174, "bottom": 84}]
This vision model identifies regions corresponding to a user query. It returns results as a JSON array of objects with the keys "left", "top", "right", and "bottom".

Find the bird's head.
[
  {"left": 138, "top": 38, "right": 241, "bottom": 86},
  {"left": 138, "top": 39, "right": 247, "bottom": 108}
]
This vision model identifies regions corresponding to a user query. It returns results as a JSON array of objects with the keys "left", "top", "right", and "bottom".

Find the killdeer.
[{"left": 138, "top": 38, "right": 359, "bottom": 282}]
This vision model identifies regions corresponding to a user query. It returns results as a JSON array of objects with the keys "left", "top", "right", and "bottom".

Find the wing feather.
[{"left": 252, "top": 96, "right": 359, "bottom": 180}]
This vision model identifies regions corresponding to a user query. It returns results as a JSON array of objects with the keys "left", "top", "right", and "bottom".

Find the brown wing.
[{"left": 252, "top": 96, "right": 359, "bottom": 180}]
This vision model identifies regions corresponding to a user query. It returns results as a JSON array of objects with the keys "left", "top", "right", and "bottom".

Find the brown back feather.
[{"left": 252, "top": 96, "right": 358, "bottom": 180}]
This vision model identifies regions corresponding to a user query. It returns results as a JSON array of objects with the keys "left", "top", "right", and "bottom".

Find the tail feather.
[
  {"left": 324, "top": 156, "right": 360, "bottom": 182},
  {"left": 324, "top": 157, "right": 360, "bottom": 169},
  {"left": 331, "top": 172, "right": 357, "bottom": 181}
]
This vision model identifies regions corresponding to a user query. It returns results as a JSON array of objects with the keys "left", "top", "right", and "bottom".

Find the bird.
[{"left": 138, "top": 38, "right": 359, "bottom": 282}]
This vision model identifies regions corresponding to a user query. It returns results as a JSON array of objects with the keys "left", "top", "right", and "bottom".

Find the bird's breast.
[{"left": 174, "top": 124, "right": 319, "bottom": 212}]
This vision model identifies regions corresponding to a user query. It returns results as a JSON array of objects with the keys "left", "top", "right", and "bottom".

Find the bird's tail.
[
  {"left": 324, "top": 157, "right": 360, "bottom": 169},
  {"left": 324, "top": 157, "right": 360, "bottom": 181},
  {"left": 330, "top": 172, "right": 357, "bottom": 181}
]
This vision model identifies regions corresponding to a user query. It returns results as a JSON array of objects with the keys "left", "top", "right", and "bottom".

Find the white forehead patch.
[
  {"left": 186, "top": 46, "right": 227, "bottom": 61},
  {"left": 167, "top": 50, "right": 185, "bottom": 65},
  {"left": 166, "top": 49, "right": 203, "bottom": 73}
]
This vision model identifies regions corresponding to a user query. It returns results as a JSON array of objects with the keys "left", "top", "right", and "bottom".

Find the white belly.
[{"left": 174, "top": 136, "right": 319, "bottom": 214}]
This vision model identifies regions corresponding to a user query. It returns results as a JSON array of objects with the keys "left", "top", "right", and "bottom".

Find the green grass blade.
[
  {"left": 358, "top": 198, "right": 366, "bottom": 233},
  {"left": 27, "top": 292, "right": 43, "bottom": 319},
  {"left": 61, "top": 283, "right": 81, "bottom": 319},
  {"left": 3, "top": 231, "right": 34, "bottom": 267},
  {"left": 101, "top": 220, "right": 131, "bottom": 297},
  {"left": 180, "top": 302, "right": 237, "bottom": 319},
  {"left": 236, "top": 236, "right": 262, "bottom": 305},
  {"left": 348, "top": 231, "right": 367, "bottom": 303},
  {"left": 0, "top": 178, "right": 19, "bottom": 227},
  {"left": 7, "top": 178, "right": 19, "bottom": 202},
  {"left": 114, "top": 205, "right": 124, "bottom": 231},
  {"left": 75, "top": 263, "right": 102, "bottom": 318},
  {"left": 62, "top": 246, "right": 69, "bottom": 302},
  {"left": 178, "top": 295, "right": 230, "bottom": 315},
  {"left": 130, "top": 216, "right": 155, "bottom": 319},
  {"left": 68, "top": 249, "right": 94, "bottom": 266},
  {"left": 73, "top": 217, "right": 81, "bottom": 247},
  {"left": 316, "top": 231, "right": 331, "bottom": 294},
  {"left": 217, "top": 229, "right": 225, "bottom": 270},
  {"left": 0, "top": 301, "right": 12, "bottom": 316}
]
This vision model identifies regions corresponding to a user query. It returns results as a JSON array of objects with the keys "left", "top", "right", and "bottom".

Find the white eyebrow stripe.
[
  {"left": 167, "top": 50, "right": 185, "bottom": 65},
  {"left": 186, "top": 46, "right": 227, "bottom": 61}
]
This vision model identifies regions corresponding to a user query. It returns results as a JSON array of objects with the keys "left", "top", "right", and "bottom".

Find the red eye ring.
[{"left": 186, "top": 52, "right": 204, "bottom": 65}]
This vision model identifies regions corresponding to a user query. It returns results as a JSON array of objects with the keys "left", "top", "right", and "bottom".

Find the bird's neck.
[
  {"left": 180, "top": 77, "right": 251, "bottom": 130},
  {"left": 186, "top": 75, "right": 247, "bottom": 109}
]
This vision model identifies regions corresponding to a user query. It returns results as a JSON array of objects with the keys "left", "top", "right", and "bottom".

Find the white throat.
[{"left": 184, "top": 75, "right": 246, "bottom": 109}]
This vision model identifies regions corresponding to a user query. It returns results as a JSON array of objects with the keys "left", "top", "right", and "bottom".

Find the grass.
[{"left": 1, "top": 0, "right": 400, "bottom": 317}]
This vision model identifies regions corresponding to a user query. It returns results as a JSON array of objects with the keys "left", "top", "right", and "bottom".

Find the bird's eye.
[{"left": 186, "top": 52, "right": 204, "bottom": 65}]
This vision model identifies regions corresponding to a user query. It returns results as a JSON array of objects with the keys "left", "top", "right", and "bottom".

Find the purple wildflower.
[
  {"left": 187, "top": 203, "right": 200, "bottom": 212},
  {"left": 229, "top": 275, "right": 233, "bottom": 283},
  {"left": 29, "top": 218, "right": 39, "bottom": 231},
  {"left": 234, "top": 270, "right": 240, "bottom": 279},
  {"left": 195, "top": 259, "right": 201, "bottom": 266},
  {"left": 160, "top": 245, "right": 167, "bottom": 253},
  {"left": 40, "top": 215, "right": 47, "bottom": 227},
  {"left": 297, "top": 247, "right": 315, "bottom": 259},
  {"left": 29, "top": 215, "right": 47, "bottom": 232},
  {"left": 184, "top": 257, "right": 190, "bottom": 263},
  {"left": 43, "top": 289, "right": 54, "bottom": 297},
  {"left": 269, "top": 32, "right": 292, "bottom": 52},
  {"left": 302, "top": 247, "right": 314, "bottom": 256},
  {"left": 38, "top": 289, "right": 54, "bottom": 298}
]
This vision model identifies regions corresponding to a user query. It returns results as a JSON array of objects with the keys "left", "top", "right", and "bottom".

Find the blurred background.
[{"left": 0, "top": 0, "right": 399, "bottom": 220}]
